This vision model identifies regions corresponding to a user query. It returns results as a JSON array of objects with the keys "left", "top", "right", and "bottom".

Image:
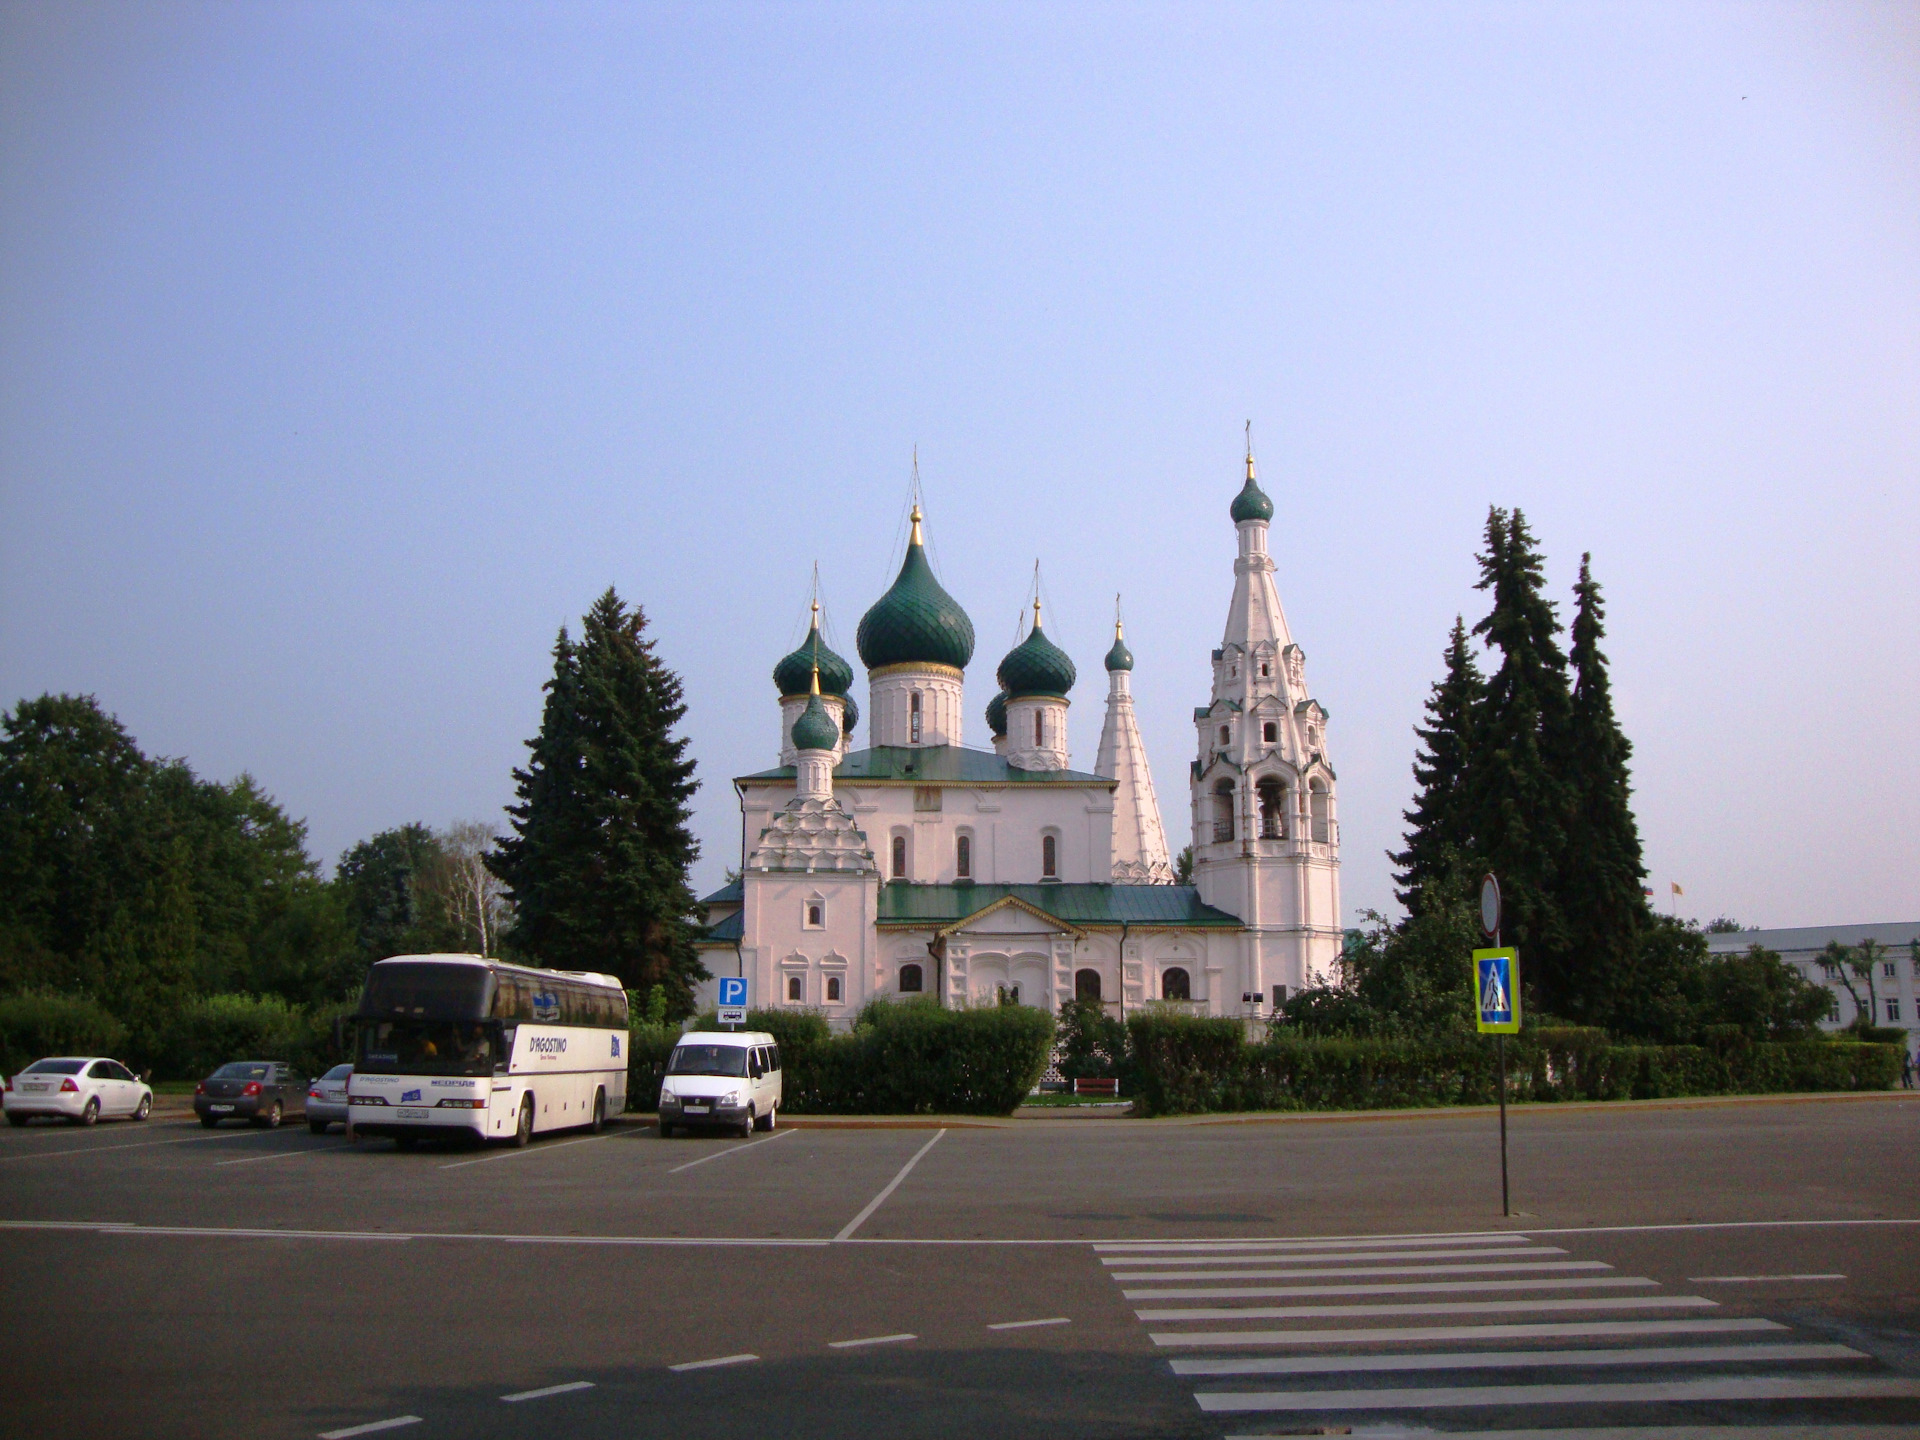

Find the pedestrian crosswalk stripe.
[
  {"left": 1193, "top": 1374, "right": 1920, "bottom": 1412},
  {"left": 1124, "top": 1276, "right": 1658, "bottom": 1301},
  {"left": 1095, "top": 1233, "right": 1522, "bottom": 1253},
  {"left": 1110, "top": 1260, "right": 1607, "bottom": 1283},
  {"left": 1169, "top": 1341, "right": 1865, "bottom": 1376},
  {"left": 1150, "top": 1317, "right": 1786, "bottom": 1348},
  {"left": 1103, "top": 1244, "right": 1566, "bottom": 1267},
  {"left": 1138, "top": 1295, "right": 1716, "bottom": 1322}
]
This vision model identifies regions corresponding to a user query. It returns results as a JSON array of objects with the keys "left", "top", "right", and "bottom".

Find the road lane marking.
[
  {"left": 988, "top": 1317, "right": 1070, "bottom": 1330},
  {"left": 1123, "top": 1276, "right": 1659, "bottom": 1301},
  {"left": 1103, "top": 1245, "right": 1566, "bottom": 1267},
  {"left": 0, "top": 1220, "right": 828, "bottom": 1246},
  {"left": 829, "top": 1333, "right": 916, "bottom": 1348},
  {"left": 666, "top": 1129, "right": 793, "bottom": 1175},
  {"left": 0, "top": 1130, "right": 259, "bottom": 1162},
  {"left": 1137, "top": 1295, "right": 1717, "bottom": 1322},
  {"left": 670, "top": 1353, "right": 760, "bottom": 1372},
  {"left": 216, "top": 1146, "right": 340, "bottom": 1167},
  {"left": 1151, "top": 1317, "right": 1787, "bottom": 1348},
  {"left": 1688, "top": 1272, "right": 1847, "bottom": 1283},
  {"left": 1170, "top": 1341, "right": 1867, "bottom": 1376},
  {"left": 1108, "top": 1261, "right": 1609, "bottom": 1282},
  {"left": 502, "top": 1380, "right": 595, "bottom": 1401},
  {"left": 318, "top": 1418, "right": 422, "bottom": 1439},
  {"left": 438, "top": 1130, "right": 631, "bottom": 1169},
  {"left": 834, "top": 1129, "right": 946, "bottom": 1241},
  {"left": 1193, "top": 1374, "right": 1920, "bottom": 1412}
]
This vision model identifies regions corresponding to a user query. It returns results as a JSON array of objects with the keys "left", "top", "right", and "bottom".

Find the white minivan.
[{"left": 657, "top": 1031, "right": 782, "bottom": 1138}]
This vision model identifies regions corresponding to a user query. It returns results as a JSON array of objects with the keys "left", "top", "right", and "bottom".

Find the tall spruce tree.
[
  {"left": 490, "top": 589, "right": 707, "bottom": 1008},
  {"left": 1557, "top": 554, "right": 1648, "bottom": 1024},
  {"left": 1466, "top": 507, "right": 1576, "bottom": 1016},
  {"left": 1393, "top": 616, "right": 1484, "bottom": 912}
]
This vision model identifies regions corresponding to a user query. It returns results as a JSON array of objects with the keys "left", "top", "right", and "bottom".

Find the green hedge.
[
  {"left": 0, "top": 992, "right": 128, "bottom": 1078},
  {"left": 1126, "top": 1011, "right": 1903, "bottom": 1117},
  {"left": 146, "top": 993, "right": 340, "bottom": 1081},
  {"left": 648, "top": 1001, "right": 1054, "bottom": 1116}
]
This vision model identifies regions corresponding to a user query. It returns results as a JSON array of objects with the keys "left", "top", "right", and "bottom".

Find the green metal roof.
[
  {"left": 984, "top": 688, "right": 1008, "bottom": 738},
  {"left": 1231, "top": 473, "right": 1273, "bottom": 524},
  {"left": 739, "top": 744, "right": 1114, "bottom": 788},
  {"left": 790, "top": 692, "right": 839, "bottom": 752},
  {"left": 997, "top": 619, "right": 1076, "bottom": 699},
  {"left": 856, "top": 540, "right": 975, "bottom": 671},
  {"left": 773, "top": 621, "right": 854, "bottom": 699},
  {"left": 700, "top": 878, "right": 744, "bottom": 906},
  {"left": 698, "top": 908, "right": 744, "bottom": 945},
  {"left": 876, "top": 883, "right": 1241, "bottom": 930},
  {"left": 1104, "top": 631, "right": 1133, "bottom": 673}
]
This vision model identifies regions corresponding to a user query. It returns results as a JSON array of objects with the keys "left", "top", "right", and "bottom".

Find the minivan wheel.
[
  {"left": 739, "top": 1106, "right": 755, "bottom": 1139},
  {"left": 589, "top": 1088, "right": 606, "bottom": 1134},
  {"left": 511, "top": 1094, "right": 534, "bottom": 1148}
]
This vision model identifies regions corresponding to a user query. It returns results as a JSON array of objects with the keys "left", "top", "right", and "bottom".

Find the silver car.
[{"left": 306, "top": 1063, "right": 352, "bottom": 1134}]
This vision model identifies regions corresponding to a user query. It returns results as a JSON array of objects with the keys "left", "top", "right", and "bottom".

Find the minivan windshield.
[{"left": 667, "top": 1044, "right": 749, "bottom": 1077}]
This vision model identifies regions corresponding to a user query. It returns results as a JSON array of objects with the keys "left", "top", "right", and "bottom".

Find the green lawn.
[{"left": 1018, "top": 1092, "right": 1130, "bottom": 1108}]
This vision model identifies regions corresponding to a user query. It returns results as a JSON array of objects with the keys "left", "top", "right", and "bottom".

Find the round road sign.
[{"left": 1479, "top": 873, "right": 1501, "bottom": 939}]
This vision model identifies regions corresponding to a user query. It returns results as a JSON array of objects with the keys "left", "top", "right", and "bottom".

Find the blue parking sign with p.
[
  {"left": 1474, "top": 948, "right": 1520, "bottom": 1034},
  {"left": 718, "top": 977, "right": 748, "bottom": 1009}
]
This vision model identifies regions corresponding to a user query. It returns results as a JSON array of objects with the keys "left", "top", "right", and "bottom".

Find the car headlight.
[{"left": 721, "top": 1091, "right": 742, "bottom": 1107}]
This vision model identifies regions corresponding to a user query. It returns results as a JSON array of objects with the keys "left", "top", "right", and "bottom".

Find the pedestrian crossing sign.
[{"left": 1474, "top": 948, "right": 1520, "bottom": 1034}]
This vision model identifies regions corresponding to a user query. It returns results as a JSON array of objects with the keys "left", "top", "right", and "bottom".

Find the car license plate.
[
  {"left": 209, "top": 1104, "right": 234, "bottom": 1112},
  {"left": 396, "top": 1107, "right": 429, "bottom": 1121},
  {"left": 683, "top": 1104, "right": 709, "bottom": 1114},
  {"left": 22, "top": 1083, "right": 48, "bottom": 1093}
]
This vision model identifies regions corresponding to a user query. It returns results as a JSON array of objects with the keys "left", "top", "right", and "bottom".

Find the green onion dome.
[
  {"left": 774, "top": 609, "right": 854, "bottom": 698},
  {"left": 840, "top": 692, "right": 860, "bottom": 736},
  {"left": 855, "top": 507, "right": 975, "bottom": 671},
  {"left": 985, "top": 688, "right": 1008, "bottom": 738},
  {"left": 1104, "top": 622, "right": 1134, "bottom": 673},
  {"left": 1231, "top": 454, "right": 1273, "bottom": 524},
  {"left": 790, "top": 691, "right": 839, "bottom": 753},
  {"left": 997, "top": 603, "right": 1076, "bottom": 699}
]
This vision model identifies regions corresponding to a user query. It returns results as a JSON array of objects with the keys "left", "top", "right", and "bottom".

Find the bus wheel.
[
  {"left": 511, "top": 1093, "right": 534, "bottom": 1148},
  {"left": 589, "top": 1088, "right": 606, "bottom": 1134}
]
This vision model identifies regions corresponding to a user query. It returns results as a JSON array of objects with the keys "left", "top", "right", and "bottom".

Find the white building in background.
[
  {"left": 697, "top": 452, "right": 1344, "bottom": 1023},
  {"left": 1704, "top": 921, "right": 1919, "bottom": 1059}
]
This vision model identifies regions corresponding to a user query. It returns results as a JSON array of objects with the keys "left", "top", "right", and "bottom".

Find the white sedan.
[{"left": 5, "top": 1057, "right": 153, "bottom": 1126}]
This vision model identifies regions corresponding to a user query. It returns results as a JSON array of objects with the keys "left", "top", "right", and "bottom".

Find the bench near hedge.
[{"left": 1124, "top": 1011, "right": 1905, "bottom": 1118}]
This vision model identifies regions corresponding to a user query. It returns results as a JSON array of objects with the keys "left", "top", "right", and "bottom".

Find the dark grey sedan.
[{"left": 194, "top": 1060, "right": 304, "bottom": 1128}]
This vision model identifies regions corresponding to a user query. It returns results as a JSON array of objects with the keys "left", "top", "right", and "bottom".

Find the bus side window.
[{"left": 609, "top": 989, "right": 630, "bottom": 1028}]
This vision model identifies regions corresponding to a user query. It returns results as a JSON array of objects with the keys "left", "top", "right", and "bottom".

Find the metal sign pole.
[{"left": 1477, "top": 874, "right": 1515, "bottom": 1220}]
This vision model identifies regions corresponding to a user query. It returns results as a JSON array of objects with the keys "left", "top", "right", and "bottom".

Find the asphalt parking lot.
[{"left": 2, "top": 1093, "right": 1917, "bottom": 1440}]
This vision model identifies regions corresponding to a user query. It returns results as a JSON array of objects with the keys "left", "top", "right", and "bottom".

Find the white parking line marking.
[
  {"left": 669, "top": 1353, "right": 760, "bottom": 1372},
  {"left": 1102, "top": 1245, "right": 1565, "bottom": 1267},
  {"left": 1194, "top": 1374, "right": 1920, "bottom": 1412},
  {"left": 0, "top": 1130, "right": 259, "bottom": 1162},
  {"left": 101, "top": 1224, "right": 412, "bottom": 1242},
  {"left": 829, "top": 1333, "right": 916, "bottom": 1349},
  {"left": 834, "top": 1129, "right": 946, "bottom": 1241},
  {"left": 1688, "top": 1272, "right": 1846, "bottom": 1283},
  {"left": 1123, "top": 1276, "right": 1658, "bottom": 1301},
  {"left": 439, "top": 1130, "right": 630, "bottom": 1169},
  {"left": 1170, "top": 1341, "right": 1867, "bottom": 1376},
  {"left": 501, "top": 1380, "right": 595, "bottom": 1401},
  {"left": 666, "top": 1129, "right": 793, "bottom": 1175},
  {"left": 1137, "top": 1295, "right": 1717, "bottom": 1322},
  {"left": 216, "top": 1146, "right": 339, "bottom": 1167},
  {"left": 1109, "top": 1261, "right": 1608, "bottom": 1283},
  {"left": 318, "top": 1417, "right": 422, "bottom": 1439},
  {"left": 1151, "top": 1316, "right": 1786, "bottom": 1348},
  {"left": 0, "top": 1219, "right": 829, "bottom": 1246},
  {"left": 988, "top": 1317, "right": 1071, "bottom": 1330}
]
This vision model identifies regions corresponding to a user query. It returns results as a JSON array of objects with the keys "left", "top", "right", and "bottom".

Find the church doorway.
[
  {"left": 1075, "top": 968, "right": 1102, "bottom": 1003},
  {"left": 1161, "top": 967, "right": 1191, "bottom": 1001}
]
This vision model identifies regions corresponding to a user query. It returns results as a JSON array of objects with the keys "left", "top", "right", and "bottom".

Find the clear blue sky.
[{"left": 3, "top": 3, "right": 1915, "bottom": 927}]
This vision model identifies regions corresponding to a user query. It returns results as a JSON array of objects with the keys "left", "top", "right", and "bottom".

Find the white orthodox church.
[{"left": 697, "top": 453, "right": 1343, "bottom": 1020}]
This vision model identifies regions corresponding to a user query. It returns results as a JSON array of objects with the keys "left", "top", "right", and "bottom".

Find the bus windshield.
[
  {"left": 357, "top": 1019, "right": 499, "bottom": 1077},
  {"left": 667, "top": 1044, "right": 749, "bottom": 1078},
  {"left": 359, "top": 962, "right": 493, "bottom": 1021}
]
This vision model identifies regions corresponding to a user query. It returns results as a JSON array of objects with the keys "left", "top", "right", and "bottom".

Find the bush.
[
  {"left": 0, "top": 991, "right": 128, "bottom": 1078},
  {"left": 624, "top": 1021, "right": 681, "bottom": 1112},
  {"left": 147, "top": 993, "right": 335, "bottom": 1081},
  {"left": 1125, "top": 1011, "right": 1903, "bottom": 1116},
  {"left": 1055, "top": 999, "right": 1127, "bottom": 1084}
]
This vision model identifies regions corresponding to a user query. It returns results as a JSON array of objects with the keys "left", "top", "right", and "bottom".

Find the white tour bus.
[{"left": 347, "top": 954, "right": 628, "bottom": 1148}]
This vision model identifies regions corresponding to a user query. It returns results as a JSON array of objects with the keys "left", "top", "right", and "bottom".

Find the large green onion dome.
[
  {"left": 1104, "top": 620, "right": 1134, "bottom": 673},
  {"left": 1231, "top": 453, "right": 1273, "bottom": 524},
  {"left": 855, "top": 507, "right": 975, "bottom": 672},
  {"left": 997, "top": 601, "right": 1076, "bottom": 699},
  {"left": 985, "top": 688, "right": 1008, "bottom": 738},
  {"left": 790, "top": 687, "right": 840, "bottom": 753},
  {"left": 774, "top": 606, "right": 854, "bottom": 698},
  {"left": 840, "top": 692, "right": 860, "bottom": 736}
]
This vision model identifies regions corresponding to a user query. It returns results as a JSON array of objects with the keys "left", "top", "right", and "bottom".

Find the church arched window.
[
  {"left": 1041, "top": 833, "right": 1058, "bottom": 879},
  {"left": 1161, "top": 967, "right": 1191, "bottom": 1001},
  {"left": 1035, "top": 711, "right": 1044, "bottom": 746},
  {"left": 1213, "top": 780, "right": 1235, "bottom": 842},
  {"left": 1257, "top": 777, "right": 1286, "bottom": 839},
  {"left": 899, "top": 963, "right": 923, "bottom": 993},
  {"left": 825, "top": 975, "right": 842, "bottom": 1003},
  {"left": 1075, "top": 968, "right": 1102, "bottom": 1002},
  {"left": 955, "top": 833, "right": 972, "bottom": 879},
  {"left": 891, "top": 834, "right": 908, "bottom": 878},
  {"left": 1218, "top": 725, "right": 1230, "bottom": 746},
  {"left": 1310, "top": 779, "right": 1331, "bottom": 844},
  {"left": 1263, "top": 721, "right": 1277, "bottom": 744},
  {"left": 909, "top": 691, "right": 922, "bottom": 744}
]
